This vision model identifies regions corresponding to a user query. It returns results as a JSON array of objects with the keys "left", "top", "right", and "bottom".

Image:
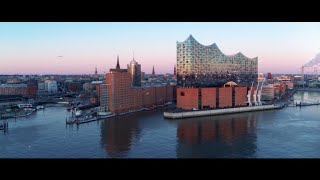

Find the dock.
[
  {"left": 295, "top": 101, "right": 320, "bottom": 107},
  {"left": 0, "top": 120, "right": 8, "bottom": 131},
  {"left": 163, "top": 104, "right": 283, "bottom": 119},
  {"left": 66, "top": 103, "right": 173, "bottom": 125}
]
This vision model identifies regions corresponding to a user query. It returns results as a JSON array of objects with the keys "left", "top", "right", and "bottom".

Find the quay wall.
[{"left": 164, "top": 105, "right": 281, "bottom": 119}]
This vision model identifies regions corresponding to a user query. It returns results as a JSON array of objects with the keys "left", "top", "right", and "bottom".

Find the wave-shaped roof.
[{"left": 177, "top": 34, "right": 257, "bottom": 60}]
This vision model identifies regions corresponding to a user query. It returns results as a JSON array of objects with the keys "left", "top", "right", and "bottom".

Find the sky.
[{"left": 0, "top": 22, "right": 319, "bottom": 75}]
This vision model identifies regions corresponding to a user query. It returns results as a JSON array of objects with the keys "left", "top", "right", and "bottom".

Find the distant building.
[
  {"left": 258, "top": 73, "right": 266, "bottom": 82},
  {"left": 91, "top": 81, "right": 103, "bottom": 97},
  {"left": 83, "top": 83, "right": 93, "bottom": 92},
  {"left": 267, "top": 72, "right": 272, "bottom": 79},
  {"left": 141, "top": 72, "right": 145, "bottom": 80},
  {"left": 276, "top": 75, "right": 291, "bottom": 82},
  {"left": 47, "top": 80, "right": 58, "bottom": 93},
  {"left": 27, "top": 82, "right": 38, "bottom": 97},
  {"left": 127, "top": 57, "right": 141, "bottom": 87},
  {"left": 99, "top": 84, "right": 109, "bottom": 112},
  {"left": 37, "top": 82, "right": 46, "bottom": 94},
  {"left": 274, "top": 82, "right": 287, "bottom": 98},
  {"left": 7, "top": 79, "right": 21, "bottom": 84},
  {"left": 261, "top": 84, "right": 274, "bottom": 101},
  {"left": 0, "top": 84, "right": 27, "bottom": 96},
  {"left": 66, "top": 82, "right": 81, "bottom": 92}
]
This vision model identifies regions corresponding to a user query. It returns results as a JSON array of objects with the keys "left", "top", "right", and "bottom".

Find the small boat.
[
  {"left": 24, "top": 107, "right": 35, "bottom": 111},
  {"left": 18, "top": 104, "right": 33, "bottom": 109},
  {"left": 36, "top": 105, "right": 45, "bottom": 110},
  {"left": 75, "top": 110, "right": 82, "bottom": 117}
]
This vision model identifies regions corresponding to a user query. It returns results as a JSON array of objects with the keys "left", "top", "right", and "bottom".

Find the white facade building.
[{"left": 47, "top": 80, "right": 58, "bottom": 93}]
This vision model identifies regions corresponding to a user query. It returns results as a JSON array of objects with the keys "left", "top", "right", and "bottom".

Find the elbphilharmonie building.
[{"left": 177, "top": 35, "right": 258, "bottom": 87}]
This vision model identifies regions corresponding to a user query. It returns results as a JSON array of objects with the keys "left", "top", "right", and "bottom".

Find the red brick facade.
[
  {"left": 177, "top": 86, "right": 249, "bottom": 110},
  {"left": 156, "top": 86, "right": 166, "bottom": 105},
  {"left": 201, "top": 88, "right": 216, "bottom": 109},
  {"left": 234, "top": 87, "right": 247, "bottom": 107},
  {"left": 27, "top": 83, "right": 38, "bottom": 97},
  {"left": 177, "top": 88, "right": 199, "bottom": 110},
  {"left": 106, "top": 71, "right": 175, "bottom": 113},
  {"left": 0, "top": 85, "right": 27, "bottom": 96},
  {"left": 95, "top": 84, "right": 100, "bottom": 97},
  {"left": 67, "top": 82, "right": 81, "bottom": 92},
  {"left": 218, "top": 87, "right": 232, "bottom": 108}
]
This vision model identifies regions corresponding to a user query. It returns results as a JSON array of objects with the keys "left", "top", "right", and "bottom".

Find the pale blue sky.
[{"left": 0, "top": 22, "right": 319, "bottom": 74}]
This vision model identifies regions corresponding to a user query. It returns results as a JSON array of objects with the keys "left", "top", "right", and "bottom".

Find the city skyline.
[{"left": 0, "top": 22, "right": 320, "bottom": 75}]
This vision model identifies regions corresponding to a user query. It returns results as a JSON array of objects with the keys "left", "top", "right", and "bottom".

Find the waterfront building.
[
  {"left": 141, "top": 72, "right": 145, "bottom": 80},
  {"left": 274, "top": 82, "right": 287, "bottom": 99},
  {"left": 91, "top": 81, "right": 103, "bottom": 97},
  {"left": 177, "top": 84, "right": 247, "bottom": 110},
  {"left": 105, "top": 58, "right": 175, "bottom": 113},
  {"left": 176, "top": 35, "right": 259, "bottom": 110},
  {"left": 27, "top": 82, "right": 38, "bottom": 97},
  {"left": 261, "top": 84, "right": 274, "bottom": 101},
  {"left": 47, "top": 80, "right": 58, "bottom": 93},
  {"left": 177, "top": 35, "right": 258, "bottom": 87},
  {"left": 99, "top": 84, "right": 109, "bottom": 112},
  {"left": 0, "top": 84, "right": 27, "bottom": 96},
  {"left": 37, "top": 82, "right": 46, "bottom": 94}
]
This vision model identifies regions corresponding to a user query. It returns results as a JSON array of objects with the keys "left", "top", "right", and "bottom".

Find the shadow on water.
[
  {"left": 174, "top": 112, "right": 258, "bottom": 158},
  {"left": 99, "top": 114, "right": 143, "bottom": 158}
]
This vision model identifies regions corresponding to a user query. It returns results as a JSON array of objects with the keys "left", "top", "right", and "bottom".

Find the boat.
[
  {"left": 75, "top": 110, "right": 82, "bottom": 117},
  {"left": 18, "top": 104, "right": 33, "bottom": 109},
  {"left": 24, "top": 107, "right": 35, "bottom": 111},
  {"left": 36, "top": 105, "right": 45, "bottom": 110}
]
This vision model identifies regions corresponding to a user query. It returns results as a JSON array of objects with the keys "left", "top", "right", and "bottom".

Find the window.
[{"left": 180, "top": 92, "right": 185, "bottom": 96}]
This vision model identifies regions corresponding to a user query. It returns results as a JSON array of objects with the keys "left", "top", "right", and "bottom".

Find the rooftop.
[{"left": 0, "top": 84, "right": 27, "bottom": 88}]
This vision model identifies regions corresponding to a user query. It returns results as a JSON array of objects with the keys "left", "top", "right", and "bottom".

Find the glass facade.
[{"left": 177, "top": 35, "right": 258, "bottom": 87}]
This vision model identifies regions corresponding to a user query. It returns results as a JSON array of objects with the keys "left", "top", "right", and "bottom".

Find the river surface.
[{"left": 1, "top": 91, "right": 320, "bottom": 158}]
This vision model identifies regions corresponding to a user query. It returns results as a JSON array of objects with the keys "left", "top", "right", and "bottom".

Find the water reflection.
[
  {"left": 100, "top": 115, "right": 142, "bottom": 158},
  {"left": 176, "top": 113, "right": 257, "bottom": 158}
]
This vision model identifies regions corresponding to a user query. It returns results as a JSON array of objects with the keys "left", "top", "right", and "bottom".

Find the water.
[{"left": 1, "top": 91, "right": 320, "bottom": 158}]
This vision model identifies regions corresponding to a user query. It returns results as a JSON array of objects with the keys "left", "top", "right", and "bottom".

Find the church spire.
[
  {"left": 116, "top": 55, "right": 120, "bottom": 69},
  {"left": 152, "top": 65, "right": 155, "bottom": 76}
]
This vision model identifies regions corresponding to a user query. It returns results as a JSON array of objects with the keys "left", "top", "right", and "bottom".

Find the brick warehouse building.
[
  {"left": 177, "top": 86, "right": 249, "bottom": 110},
  {"left": 0, "top": 84, "right": 28, "bottom": 96},
  {"left": 106, "top": 58, "right": 175, "bottom": 113}
]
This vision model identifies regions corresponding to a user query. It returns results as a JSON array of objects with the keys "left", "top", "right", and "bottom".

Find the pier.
[
  {"left": 0, "top": 120, "right": 8, "bottom": 131},
  {"left": 164, "top": 104, "right": 283, "bottom": 119},
  {"left": 295, "top": 100, "right": 320, "bottom": 107}
]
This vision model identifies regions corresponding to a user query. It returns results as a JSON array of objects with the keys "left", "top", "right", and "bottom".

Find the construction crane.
[{"left": 247, "top": 81, "right": 254, "bottom": 107}]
